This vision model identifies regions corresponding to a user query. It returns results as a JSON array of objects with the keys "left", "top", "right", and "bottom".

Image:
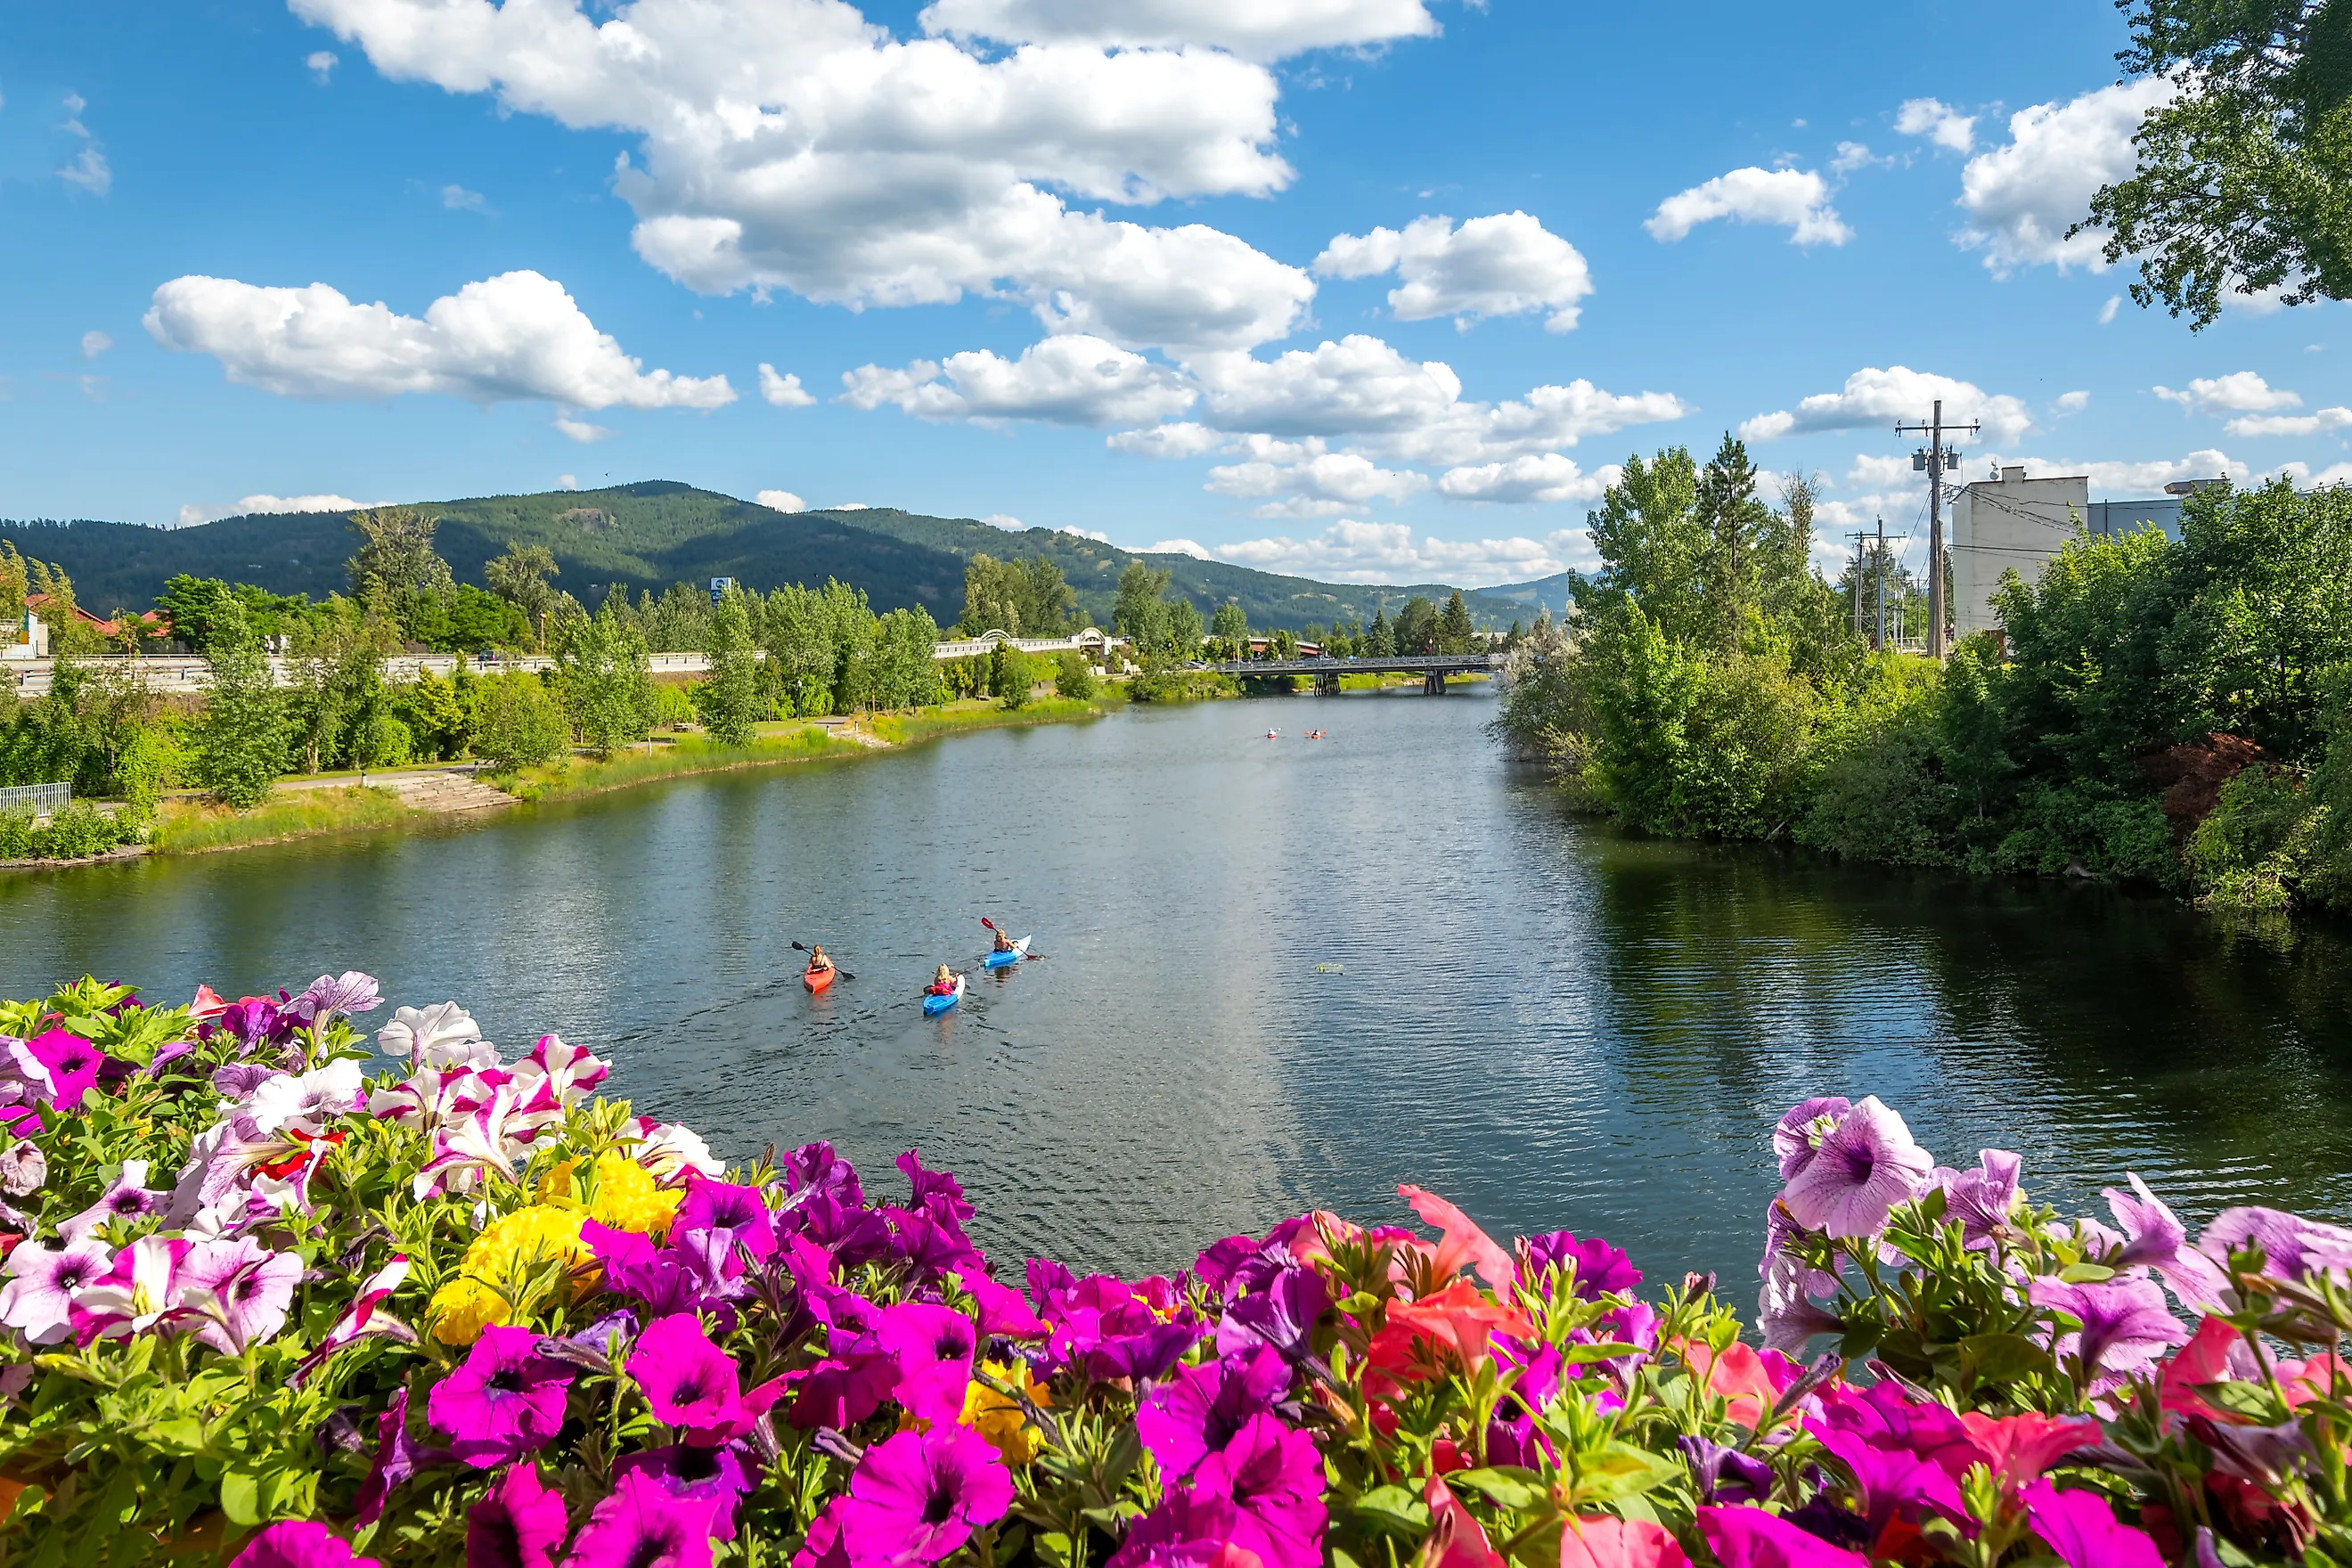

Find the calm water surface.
[{"left": 4, "top": 693, "right": 2351, "bottom": 1290}]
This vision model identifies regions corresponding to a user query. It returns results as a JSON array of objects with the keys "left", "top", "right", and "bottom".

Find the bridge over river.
[{"left": 1200, "top": 653, "right": 1499, "bottom": 695}]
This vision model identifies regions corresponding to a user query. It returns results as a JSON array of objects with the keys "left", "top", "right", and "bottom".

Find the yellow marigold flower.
[
  {"left": 428, "top": 1205, "right": 593, "bottom": 1345},
  {"left": 429, "top": 1277, "right": 509, "bottom": 1346},
  {"left": 587, "top": 1150, "right": 682, "bottom": 1238},
  {"left": 961, "top": 1359, "right": 1049, "bottom": 1465}
]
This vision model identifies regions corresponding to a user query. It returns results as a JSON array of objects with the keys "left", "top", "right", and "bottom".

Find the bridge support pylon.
[
  {"left": 1424, "top": 671, "right": 1447, "bottom": 696},
  {"left": 1316, "top": 671, "right": 1340, "bottom": 697}
]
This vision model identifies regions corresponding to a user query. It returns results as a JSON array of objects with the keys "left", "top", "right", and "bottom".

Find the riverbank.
[{"left": 8, "top": 690, "right": 1133, "bottom": 870}]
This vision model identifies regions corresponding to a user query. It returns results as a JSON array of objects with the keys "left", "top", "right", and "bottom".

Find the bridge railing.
[{"left": 1197, "top": 654, "right": 1499, "bottom": 677}]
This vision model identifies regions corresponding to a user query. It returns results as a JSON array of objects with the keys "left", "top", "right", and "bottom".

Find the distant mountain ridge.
[{"left": 0, "top": 481, "right": 1529, "bottom": 632}]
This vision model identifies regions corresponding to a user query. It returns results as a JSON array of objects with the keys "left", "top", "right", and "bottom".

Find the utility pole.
[
  {"left": 1893, "top": 399, "right": 1980, "bottom": 659},
  {"left": 1874, "top": 517, "right": 1889, "bottom": 654},
  {"left": 1848, "top": 530, "right": 1869, "bottom": 642}
]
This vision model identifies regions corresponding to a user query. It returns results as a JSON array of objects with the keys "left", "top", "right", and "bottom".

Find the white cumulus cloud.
[
  {"left": 1894, "top": 97, "right": 1975, "bottom": 153},
  {"left": 757, "top": 489, "right": 807, "bottom": 511},
  {"left": 79, "top": 331, "right": 112, "bottom": 360},
  {"left": 175, "top": 492, "right": 374, "bottom": 529},
  {"left": 1205, "top": 519, "right": 1588, "bottom": 585},
  {"left": 293, "top": 0, "right": 1317, "bottom": 353},
  {"left": 1646, "top": 167, "right": 1850, "bottom": 247},
  {"left": 1107, "top": 421, "right": 1224, "bottom": 459},
  {"left": 1740, "top": 365, "right": 2032, "bottom": 445},
  {"left": 840, "top": 334, "right": 1196, "bottom": 426},
  {"left": 1206, "top": 439, "right": 1431, "bottom": 518},
  {"left": 1314, "top": 211, "right": 1593, "bottom": 332},
  {"left": 1141, "top": 538, "right": 1213, "bottom": 559},
  {"left": 554, "top": 415, "right": 617, "bottom": 442},
  {"left": 1956, "top": 78, "right": 2170, "bottom": 275},
  {"left": 2152, "top": 371, "right": 2300, "bottom": 416},
  {"left": 144, "top": 269, "right": 736, "bottom": 409},
  {"left": 918, "top": 0, "right": 1444, "bottom": 61},
  {"left": 758, "top": 363, "right": 817, "bottom": 407},
  {"left": 307, "top": 51, "right": 339, "bottom": 82},
  {"left": 1436, "top": 454, "right": 1621, "bottom": 506},
  {"left": 442, "top": 184, "right": 490, "bottom": 213},
  {"left": 2226, "top": 407, "right": 2352, "bottom": 438},
  {"left": 2054, "top": 389, "right": 2091, "bottom": 415}
]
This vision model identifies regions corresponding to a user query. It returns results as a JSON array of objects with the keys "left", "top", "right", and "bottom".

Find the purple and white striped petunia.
[
  {"left": 1778, "top": 1097, "right": 1934, "bottom": 1240},
  {"left": 0, "top": 1237, "right": 115, "bottom": 1345}
]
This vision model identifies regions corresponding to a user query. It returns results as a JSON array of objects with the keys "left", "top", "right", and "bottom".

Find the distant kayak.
[
  {"left": 803, "top": 966, "right": 837, "bottom": 994},
  {"left": 922, "top": 976, "right": 967, "bottom": 1017},
  {"left": 983, "top": 936, "right": 1032, "bottom": 970}
]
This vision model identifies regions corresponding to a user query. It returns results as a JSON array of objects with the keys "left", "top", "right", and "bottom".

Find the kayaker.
[
  {"left": 927, "top": 965, "right": 959, "bottom": 995},
  {"left": 806, "top": 945, "right": 835, "bottom": 976},
  {"left": 992, "top": 927, "right": 1017, "bottom": 955}
]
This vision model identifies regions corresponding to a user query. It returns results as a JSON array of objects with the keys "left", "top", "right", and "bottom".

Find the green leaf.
[
  {"left": 219, "top": 1471, "right": 260, "bottom": 1527},
  {"left": 1957, "top": 1332, "right": 2054, "bottom": 1385},
  {"left": 2058, "top": 1262, "right": 2116, "bottom": 1284},
  {"left": 1449, "top": 1466, "right": 1548, "bottom": 1511},
  {"left": 1559, "top": 1342, "right": 1640, "bottom": 1365},
  {"left": 1349, "top": 1484, "right": 1430, "bottom": 1537},
  {"left": 1572, "top": 1443, "right": 1684, "bottom": 1503}
]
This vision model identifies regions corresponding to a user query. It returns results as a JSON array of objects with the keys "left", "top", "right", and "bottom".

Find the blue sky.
[{"left": 1, "top": 0, "right": 2344, "bottom": 587}]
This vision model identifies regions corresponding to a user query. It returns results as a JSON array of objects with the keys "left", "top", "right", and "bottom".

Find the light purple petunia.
[
  {"left": 57, "top": 1159, "right": 172, "bottom": 1244},
  {"left": 0, "top": 1138, "right": 45, "bottom": 1198},
  {"left": 2104, "top": 1172, "right": 2233, "bottom": 1312},
  {"left": 1773, "top": 1097, "right": 1853, "bottom": 1181},
  {"left": 427, "top": 1325, "right": 574, "bottom": 1469},
  {"left": 1136, "top": 1345, "right": 1291, "bottom": 1482},
  {"left": 1930, "top": 1149, "right": 2023, "bottom": 1249},
  {"left": 177, "top": 1236, "right": 303, "bottom": 1354},
  {"left": 627, "top": 1312, "right": 746, "bottom": 1433},
  {"left": 2028, "top": 1274, "right": 2189, "bottom": 1381},
  {"left": 466, "top": 1461, "right": 571, "bottom": 1568},
  {"left": 290, "top": 971, "right": 383, "bottom": 1026},
  {"left": 2199, "top": 1206, "right": 2352, "bottom": 1286},
  {"left": 567, "top": 1466, "right": 717, "bottom": 1568},
  {"left": 0, "top": 1237, "right": 114, "bottom": 1345},
  {"left": 1757, "top": 1246, "right": 1845, "bottom": 1356},
  {"left": 837, "top": 1425, "right": 1014, "bottom": 1566},
  {"left": 1778, "top": 1097, "right": 1934, "bottom": 1240}
]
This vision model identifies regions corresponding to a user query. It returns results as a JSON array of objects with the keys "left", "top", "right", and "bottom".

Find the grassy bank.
[
  {"left": 153, "top": 788, "right": 420, "bottom": 854},
  {"left": 503, "top": 724, "right": 862, "bottom": 801},
  {"left": 868, "top": 693, "right": 1120, "bottom": 746}
]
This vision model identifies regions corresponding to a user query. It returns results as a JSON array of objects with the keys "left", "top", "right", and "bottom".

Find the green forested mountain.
[{"left": 1, "top": 482, "right": 1523, "bottom": 631}]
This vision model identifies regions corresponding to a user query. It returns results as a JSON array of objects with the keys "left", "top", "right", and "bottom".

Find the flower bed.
[{"left": 0, "top": 976, "right": 2345, "bottom": 1568}]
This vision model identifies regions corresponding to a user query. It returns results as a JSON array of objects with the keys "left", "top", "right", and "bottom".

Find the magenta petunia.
[
  {"left": 613, "top": 1442, "right": 760, "bottom": 1542},
  {"left": 1105, "top": 1489, "right": 1249, "bottom": 1568},
  {"left": 468, "top": 1463, "right": 572, "bottom": 1568},
  {"left": 628, "top": 1312, "right": 746, "bottom": 1433},
  {"left": 227, "top": 1520, "right": 381, "bottom": 1568},
  {"left": 872, "top": 1301, "right": 978, "bottom": 1425},
  {"left": 838, "top": 1425, "right": 1014, "bottom": 1565},
  {"left": 1695, "top": 1505, "right": 1870, "bottom": 1567},
  {"left": 673, "top": 1180, "right": 775, "bottom": 1280},
  {"left": 952, "top": 1262, "right": 1047, "bottom": 1339},
  {"left": 896, "top": 1148, "right": 975, "bottom": 1221},
  {"left": 1136, "top": 1346, "right": 1290, "bottom": 1482},
  {"left": 25, "top": 1028, "right": 107, "bottom": 1113},
  {"left": 565, "top": 1466, "right": 717, "bottom": 1568},
  {"left": 428, "top": 1326, "right": 575, "bottom": 1469},
  {"left": 1778, "top": 1097, "right": 1933, "bottom": 1240},
  {"left": 2021, "top": 1480, "right": 2167, "bottom": 1568},
  {"left": 355, "top": 1387, "right": 453, "bottom": 1526},
  {"left": 1518, "top": 1230, "right": 1642, "bottom": 1300},
  {"left": 1188, "top": 1413, "right": 1325, "bottom": 1568}
]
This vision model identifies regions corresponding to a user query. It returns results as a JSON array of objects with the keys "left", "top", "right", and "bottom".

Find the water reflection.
[{"left": 2, "top": 693, "right": 2348, "bottom": 1288}]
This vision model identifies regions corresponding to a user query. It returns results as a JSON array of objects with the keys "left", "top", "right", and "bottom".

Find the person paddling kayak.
[
  {"left": 803, "top": 945, "right": 837, "bottom": 993},
  {"left": 927, "top": 964, "right": 959, "bottom": 995},
  {"left": 991, "top": 927, "right": 1017, "bottom": 955}
]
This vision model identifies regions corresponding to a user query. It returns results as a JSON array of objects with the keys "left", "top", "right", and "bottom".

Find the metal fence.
[{"left": 0, "top": 782, "right": 70, "bottom": 816}]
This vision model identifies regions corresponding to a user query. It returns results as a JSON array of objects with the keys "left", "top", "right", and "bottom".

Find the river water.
[{"left": 4, "top": 693, "right": 2351, "bottom": 1292}]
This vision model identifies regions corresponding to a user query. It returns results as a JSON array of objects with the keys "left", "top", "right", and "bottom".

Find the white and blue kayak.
[
  {"left": 922, "top": 976, "right": 967, "bottom": 1017},
  {"left": 983, "top": 936, "right": 1032, "bottom": 970}
]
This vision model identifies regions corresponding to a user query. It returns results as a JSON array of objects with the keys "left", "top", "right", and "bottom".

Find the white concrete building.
[{"left": 1949, "top": 467, "right": 2088, "bottom": 638}]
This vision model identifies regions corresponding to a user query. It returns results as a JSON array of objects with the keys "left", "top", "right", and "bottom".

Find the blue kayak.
[
  {"left": 983, "top": 935, "right": 1032, "bottom": 970},
  {"left": 922, "top": 976, "right": 966, "bottom": 1017}
]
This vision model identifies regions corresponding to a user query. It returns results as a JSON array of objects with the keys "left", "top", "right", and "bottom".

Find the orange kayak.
[{"left": 803, "top": 966, "right": 837, "bottom": 994}]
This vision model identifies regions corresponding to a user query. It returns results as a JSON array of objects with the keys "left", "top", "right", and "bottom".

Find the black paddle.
[{"left": 789, "top": 941, "right": 855, "bottom": 982}]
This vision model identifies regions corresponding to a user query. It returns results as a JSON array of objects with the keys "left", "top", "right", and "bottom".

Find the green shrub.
[
  {"left": 2186, "top": 764, "right": 2320, "bottom": 911},
  {"left": 994, "top": 649, "right": 1035, "bottom": 709},
  {"left": 358, "top": 713, "right": 414, "bottom": 771},
  {"left": 1989, "top": 781, "right": 2185, "bottom": 890},
  {"left": 472, "top": 675, "right": 568, "bottom": 773},
  {"left": 1054, "top": 650, "right": 1096, "bottom": 701},
  {"left": 0, "top": 803, "right": 136, "bottom": 862}
]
